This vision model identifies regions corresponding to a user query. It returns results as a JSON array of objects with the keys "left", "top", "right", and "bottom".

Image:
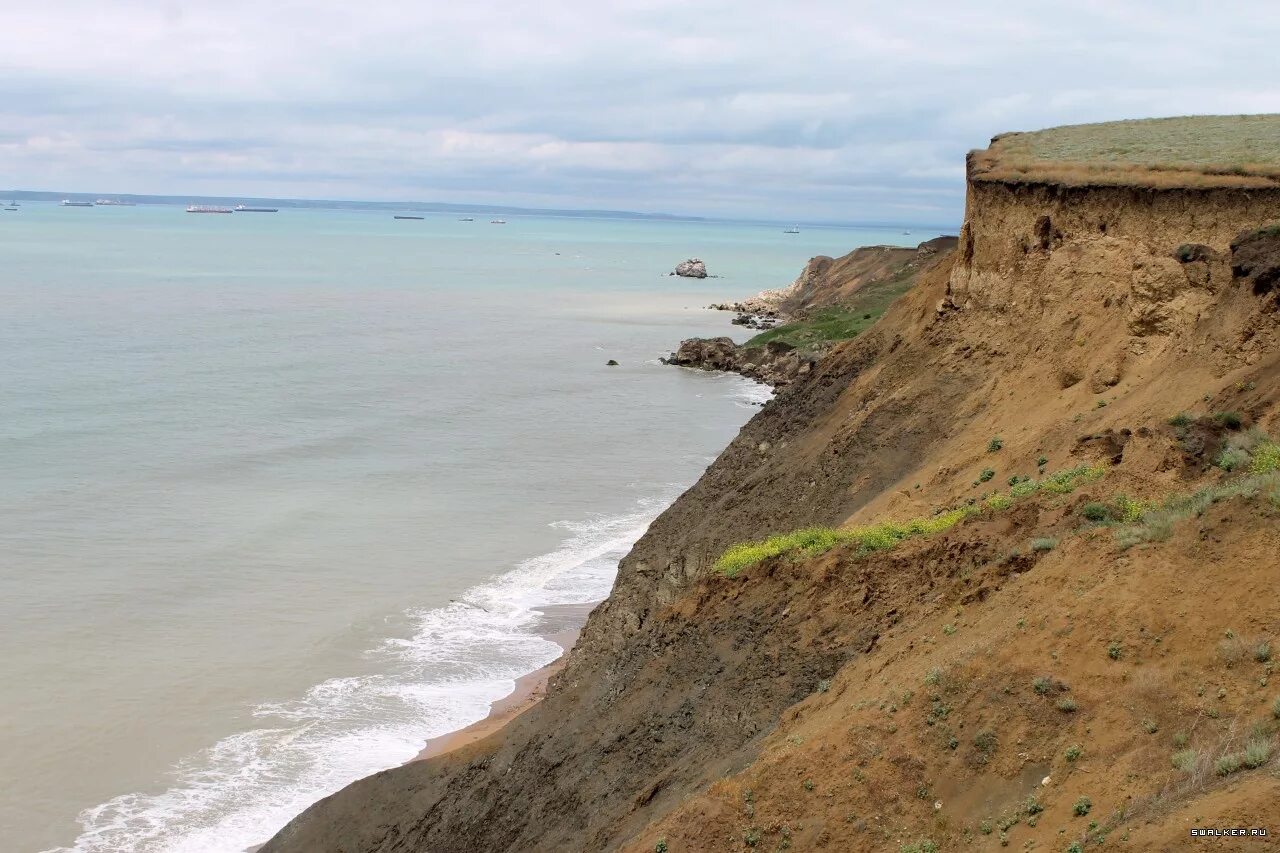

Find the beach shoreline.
[{"left": 410, "top": 600, "right": 595, "bottom": 762}]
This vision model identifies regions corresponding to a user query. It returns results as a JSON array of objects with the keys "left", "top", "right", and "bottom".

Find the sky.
[{"left": 2, "top": 1, "right": 1278, "bottom": 224}]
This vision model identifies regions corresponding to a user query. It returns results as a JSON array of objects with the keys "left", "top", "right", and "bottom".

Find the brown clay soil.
[{"left": 263, "top": 146, "right": 1280, "bottom": 853}]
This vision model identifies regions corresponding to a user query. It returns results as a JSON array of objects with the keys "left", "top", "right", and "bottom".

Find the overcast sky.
[{"left": 2, "top": 1, "right": 1277, "bottom": 223}]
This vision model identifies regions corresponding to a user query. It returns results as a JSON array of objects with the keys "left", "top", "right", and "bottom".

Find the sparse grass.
[
  {"left": 1057, "top": 697, "right": 1079, "bottom": 713},
  {"left": 1033, "top": 676, "right": 1053, "bottom": 695},
  {"left": 972, "top": 115, "right": 1280, "bottom": 189},
  {"left": 1272, "top": 695, "right": 1280, "bottom": 719},
  {"left": 974, "top": 729, "right": 998, "bottom": 755},
  {"left": 1255, "top": 641, "right": 1273, "bottom": 663},
  {"left": 1065, "top": 744, "right": 1083, "bottom": 762},
  {"left": 1113, "top": 471, "right": 1280, "bottom": 549},
  {"left": 1215, "top": 753, "right": 1242, "bottom": 776},
  {"left": 1168, "top": 412, "right": 1193, "bottom": 428},
  {"left": 924, "top": 668, "right": 941, "bottom": 686},
  {"left": 1142, "top": 719, "right": 1159, "bottom": 734},
  {"left": 1030, "top": 536, "right": 1057, "bottom": 551},
  {"left": 1253, "top": 441, "right": 1280, "bottom": 474}
]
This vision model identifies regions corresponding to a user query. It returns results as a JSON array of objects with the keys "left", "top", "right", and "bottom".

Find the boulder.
[{"left": 673, "top": 259, "right": 708, "bottom": 278}]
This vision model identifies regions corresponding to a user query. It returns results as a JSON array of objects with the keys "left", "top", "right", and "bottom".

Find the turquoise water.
[{"left": 0, "top": 203, "right": 926, "bottom": 852}]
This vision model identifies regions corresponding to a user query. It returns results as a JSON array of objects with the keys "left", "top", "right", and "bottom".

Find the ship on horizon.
[
  {"left": 187, "top": 205, "right": 233, "bottom": 214},
  {"left": 61, "top": 199, "right": 94, "bottom": 207},
  {"left": 235, "top": 204, "right": 278, "bottom": 213},
  {"left": 95, "top": 199, "right": 135, "bottom": 206}
]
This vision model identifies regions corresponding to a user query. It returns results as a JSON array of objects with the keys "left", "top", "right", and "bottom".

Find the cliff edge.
[{"left": 265, "top": 117, "right": 1280, "bottom": 853}]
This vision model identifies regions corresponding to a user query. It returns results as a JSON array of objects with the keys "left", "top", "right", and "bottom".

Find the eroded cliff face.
[{"left": 265, "top": 167, "right": 1280, "bottom": 853}]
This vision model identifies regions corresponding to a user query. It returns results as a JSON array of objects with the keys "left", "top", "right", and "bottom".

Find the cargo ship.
[
  {"left": 187, "top": 205, "right": 233, "bottom": 214},
  {"left": 393, "top": 215, "right": 424, "bottom": 220},
  {"left": 235, "top": 204, "right": 278, "bottom": 212},
  {"left": 95, "top": 199, "right": 135, "bottom": 206},
  {"left": 61, "top": 199, "right": 94, "bottom": 207}
]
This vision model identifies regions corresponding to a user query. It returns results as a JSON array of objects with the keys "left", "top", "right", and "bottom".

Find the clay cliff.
[{"left": 264, "top": 120, "right": 1280, "bottom": 853}]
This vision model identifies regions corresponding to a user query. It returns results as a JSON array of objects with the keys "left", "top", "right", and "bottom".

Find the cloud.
[{"left": 1, "top": 0, "right": 1278, "bottom": 221}]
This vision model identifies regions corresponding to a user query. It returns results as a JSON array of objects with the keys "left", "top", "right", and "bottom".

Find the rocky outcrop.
[
  {"left": 670, "top": 258, "right": 707, "bottom": 278},
  {"left": 663, "top": 336, "right": 814, "bottom": 388}
]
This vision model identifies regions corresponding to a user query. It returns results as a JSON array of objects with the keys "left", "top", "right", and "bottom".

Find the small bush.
[
  {"left": 655, "top": 840, "right": 668, "bottom": 853},
  {"left": 1173, "top": 731, "right": 1189, "bottom": 748},
  {"left": 924, "top": 668, "right": 941, "bottom": 686},
  {"left": 1171, "top": 749, "right": 1198, "bottom": 771},
  {"left": 1065, "top": 744, "right": 1083, "bottom": 762},
  {"left": 1168, "top": 412, "right": 1192, "bottom": 428},
  {"left": 1214, "top": 411, "right": 1243, "bottom": 430},
  {"left": 988, "top": 437, "right": 1004, "bottom": 452},
  {"left": 1031, "top": 537, "right": 1057, "bottom": 551},
  {"left": 1025, "top": 795, "right": 1044, "bottom": 815},
  {"left": 985, "top": 493, "right": 1013, "bottom": 511},
  {"left": 1057, "top": 697, "right": 1079, "bottom": 712},
  {"left": 1255, "top": 641, "right": 1272, "bottom": 663},
  {"left": 1215, "top": 753, "right": 1242, "bottom": 776},
  {"left": 979, "top": 468, "right": 996, "bottom": 482},
  {"left": 1272, "top": 695, "right": 1280, "bottom": 719},
  {"left": 1243, "top": 736, "right": 1273, "bottom": 768},
  {"left": 1142, "top": 719, "right": 1159, "bottom": 734},
  {"left": 1073, "top": 796, "right": 1092, "bottom": 816},
  {"left": 1096, "top": 399, "right": 1108, "bottom": 408},
  {"left": 979, "top": 819, "right": 994, "bottom": 835},
  {"left": 974, "top": 729, "right": 998, "bottom": 754},
  {"left": 816, "top": 679, "right": 831, "bottom": 693},
  {"left": 1037, "top": 455, "right": 1048, "bottom": 467},
  {"left": 1107, "top": 641, "right": 1122, "bottom": 660},
  {"left": 1081, "top": 502, "right": 1111, "bottom": 522},
  {"left": 1033, "top": 676, "right": 1053, "bottom": 695},
  {"left": 1216, "top": 447, "right": 1250, "bottom": 472},
  {"left": 1067, "top": 843, "right": 1083, "bottom": 853},
  {"left": 899, "top": 841, "right": 938, "bottom": 853}
]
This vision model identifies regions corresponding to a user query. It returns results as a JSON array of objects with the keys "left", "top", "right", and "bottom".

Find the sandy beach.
[{"left": 411, "top": 601, "right": 596, "bottom": 762}]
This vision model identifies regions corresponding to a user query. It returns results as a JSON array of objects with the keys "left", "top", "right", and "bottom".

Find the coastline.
[{"left": 411, "top": 601, "right": 594, "bottom": 762}]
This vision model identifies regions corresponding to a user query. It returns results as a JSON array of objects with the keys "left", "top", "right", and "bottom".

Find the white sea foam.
[{"left": 48, "top": 495, "right": 670, "bottom": 853}]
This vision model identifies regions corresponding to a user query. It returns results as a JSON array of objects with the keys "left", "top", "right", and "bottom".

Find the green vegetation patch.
[
  {"left": 1113, "top": 471, "right": 1280, "bottom": 549},
  {"left": 714, "top": 463, "right": 1108, "bottom": 576},
  {"left": 746, "top": 264, "right": 920, "bottom": 349}
]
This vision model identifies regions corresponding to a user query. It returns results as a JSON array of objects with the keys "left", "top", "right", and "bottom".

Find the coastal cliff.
[{"left": 265, "top": 117, "right": 1280, "bottom": 853}]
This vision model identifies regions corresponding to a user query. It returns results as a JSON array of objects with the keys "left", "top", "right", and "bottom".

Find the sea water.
[{"left": 0, "top": 203, "right": 930, "bottom": 852}]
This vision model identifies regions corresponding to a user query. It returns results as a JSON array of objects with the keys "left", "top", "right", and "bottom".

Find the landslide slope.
[{"left": 264, "top": 118, "right": 1280, "bottom": 853}]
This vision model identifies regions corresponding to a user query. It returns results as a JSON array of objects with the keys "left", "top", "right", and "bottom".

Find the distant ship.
[
  {"left": 4, "top": 200, "right": 17, "bottom": 211},
  {"left": 490, "top": 219, "right": 506, "bottom": 224},
  {"left": 235, "top": 204, "right": 278, "bottom": 213},
  {"left": 393, "top": 215, "right": 424, "bottom": 220},
  {"left": 95, "top": 199, "right": 135, "bottom": 206},
  {"left": 187, "top": 205, "right": 233, "bottom": 214},
  {"left": 458, "top": 217, "right": 474, "bottom": 221},
  {"left": 783, "top": 225, "right": 800, "bottom": 234},
  {"left": 61, "top": 199, "right": 94, "bottom": 207}
]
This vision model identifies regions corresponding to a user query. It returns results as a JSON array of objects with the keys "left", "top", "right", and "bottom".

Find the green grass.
[
  {"left": 713, "top": 507, "right": 975, "bottom": 577},
  {"left": 713, "top": 462, "right": 1109, "bottom": 577},
  {"left": 746, "top": 263, "right": 920, "bottom": 349}
]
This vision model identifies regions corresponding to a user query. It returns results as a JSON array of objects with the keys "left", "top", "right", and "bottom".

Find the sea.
[{"left": 0, "top": 201, "right": 935, "bottom": 852}]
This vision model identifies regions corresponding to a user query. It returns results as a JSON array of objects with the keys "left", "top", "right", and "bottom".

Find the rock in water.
[{"left": 673, "top": 259, "right": 708, "bottom": 278}]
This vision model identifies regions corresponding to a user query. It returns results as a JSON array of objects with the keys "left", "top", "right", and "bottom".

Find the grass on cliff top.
[
  {"left": 714, "top": 463, "right": 1107, "bottom": 577},
  {"left": 745, "top": 264, "right": 918, "bottom": 349},
  {"left": 973, "top": 114, "right": 1280, "bottom": 188}
]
